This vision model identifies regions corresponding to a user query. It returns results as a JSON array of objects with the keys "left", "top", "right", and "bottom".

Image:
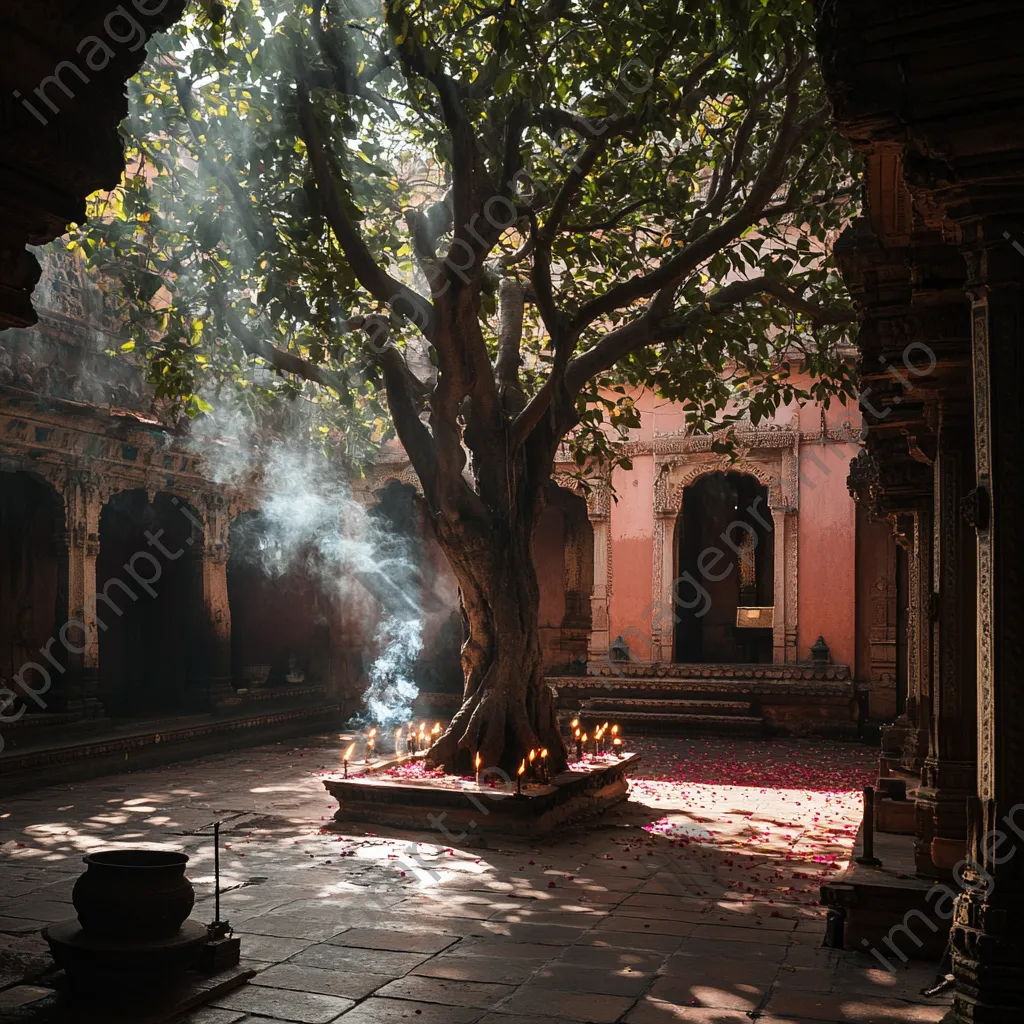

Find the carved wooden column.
[
  {"left": 189, "top": 496, "right": 236, "bottom": 710},
  {"left": 915, "top": 402, "right": 977, "bottom": 876},
  {"left": 950, "top": 224, "right": 1024, "bottom": 1023},
  {"left": 586, "top": 484, "right": 611, "bottom": 665},
  {"left": 63, "top": 471, "right": 104, "bottom": 718}
]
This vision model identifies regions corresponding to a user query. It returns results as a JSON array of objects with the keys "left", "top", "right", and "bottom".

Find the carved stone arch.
[
  {"left": 664, "top": 458, "right": 785, "bottom": 515},
  {"left": 651, "top": 456, "right": 798, "bottom": 665}
]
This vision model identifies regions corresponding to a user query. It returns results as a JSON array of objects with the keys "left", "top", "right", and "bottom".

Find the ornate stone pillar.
[
  {"left": 652, "top": 505, "right": 676, "bottom": 663},
  {"left": 189, "top": 496, "right": 237, "bottom": 710},
  {"left": 915, "top": 403, "right": 977, "bottom": 876},
  {"left": 951, "top": 226, "right": 1024, "bottom": 1023},
  {"left": 586, "top": 485, "right": 611, "bottom": 665},
  {"left": 63, "top": 472, "right": 104, "bottom": 718},
  {"left": 770, "top": 505, "right": 790, "bottom": 663}
]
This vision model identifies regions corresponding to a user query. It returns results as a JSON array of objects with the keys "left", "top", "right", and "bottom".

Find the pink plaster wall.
[
  {"left": 608, "top": 453, "right": 655, "bottom": 660},
  {"left": 599, "top": 382, "right": 864, "bottom": 669},
  {"left": 795, "top": 439, "right": 857, "bottom": 665}
]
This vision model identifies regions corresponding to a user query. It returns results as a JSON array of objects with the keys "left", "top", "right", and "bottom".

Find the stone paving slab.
[
  {"left": 179, "top": 1011, "right": 246, "bottom": 1024},
  {"left": 410, "top": 955, "right": 545, "bottom": 985},
  {"left": 330, "top": 997, "right": 482, "bottom": 1024},
  {"left": 250, "top": 963, "right": 392, "bottom": 1001},
  {"left": 211, "top": 986, "right": 354, "bottom": 1023},
  {"left": 529, "top": 963, "right": 653, "bottom": 998},
  {"left": 496, "top": 985, "right": 636, "bottom": 1023},
  {"left": 374, "top": 975, "right": 515, "bottom": 1008},
  {"left": 288, "top": 943, "right": 428, "bottom": 977},
  {"left": 325, "top": 927, "right": 459, "bottom": 954}
]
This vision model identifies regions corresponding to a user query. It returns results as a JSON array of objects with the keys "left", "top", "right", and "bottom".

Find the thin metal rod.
[{"left": 214, "top": 820, "right": 221, "bottom": 924}]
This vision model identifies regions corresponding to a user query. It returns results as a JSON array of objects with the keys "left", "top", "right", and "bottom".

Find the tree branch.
[
  {"left": 495, "top": 278, "right": 526, "bottom": 386},
  {"left": 222, "top": 302, "right": 345, "bottom": 392},
  {"left": 295, "top": 81, "right": 437, "bottom": 337},
  {"left": 569, "top": 53, "right": 814, "bottom": 336}
]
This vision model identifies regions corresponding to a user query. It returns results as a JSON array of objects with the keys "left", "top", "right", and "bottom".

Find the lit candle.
[
  {"left": 580, "top": 732, "right": 588, "bottom": 761},
  {"left": 613, "top": 736, "right": 623, "bottom": 758},
  {"left": 343, "top": 742, "right": 355, "bottom": 778},
  {"left": 574, "top": 728, "right": 583, "bottom": 761},
  {"left": 540, "top": 748, "right": 549, "bottom": 783},
  {"left": 528, "top": 748, "right": 536, "bottom": 781},
  {"left": 474, "top": 752, "right": 482, "bottom": 786},
  {"left": 366, "top": 727, "right": 377, "bottom": 763},
  {"left": 517, "top": 758, "right": 526, "bottom": 796}
]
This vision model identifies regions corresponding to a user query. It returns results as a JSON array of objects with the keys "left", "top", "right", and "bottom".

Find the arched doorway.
[
  {"left": 0, "top": 471, "right": 65, "bottom": 691},
  {"left": 96, "top": 491, "right": 203, "bottom": 715},
  {"left": 674, "top": 471, "right": 774, "bottom": 663},
  {"left": 228, "top": 511, "right": 328, "bottom": 689},
  {"left": 536, "top": 482, "right": 595, "bottom": 672}
]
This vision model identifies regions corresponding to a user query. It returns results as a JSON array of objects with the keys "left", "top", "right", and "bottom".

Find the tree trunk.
[{"left": 426, "top": 506, "right": 568, "bottom": 776}]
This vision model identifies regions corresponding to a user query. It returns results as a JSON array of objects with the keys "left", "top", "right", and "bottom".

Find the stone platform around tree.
[{"left": 322, "top": 753, "right": 642, "bottom": 836}]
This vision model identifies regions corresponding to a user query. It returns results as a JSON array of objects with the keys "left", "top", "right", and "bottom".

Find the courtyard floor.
[{"left": 0, "top": 735, "right": 952, "bottom": 1024}]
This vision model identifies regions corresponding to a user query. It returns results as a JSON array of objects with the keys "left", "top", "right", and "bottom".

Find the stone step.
[
  {"left": 559, "top": 709, "right": 765, "bottom": 735},
  {"left": 571, "top": 697, "right": 755, "bottom": 715},
  {"left": 549, "top": 673, "right": 855, "bottom": 699}
]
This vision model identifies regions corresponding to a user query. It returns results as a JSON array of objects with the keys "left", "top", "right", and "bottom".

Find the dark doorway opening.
[
  {"left": 536, "top": 482, "right": 594, "bottom": 673},
  {"left": 0, "top": 471, "right": 65, "bottom": 689},
  {"left": 228, "top": 511, "right": 327, "bottom": 689},
  {"left": 674, "top": 472, "right": 774, "bottom": 663},
  {"left": 97, "top": 491, "right": 202, "bottom": 716}
]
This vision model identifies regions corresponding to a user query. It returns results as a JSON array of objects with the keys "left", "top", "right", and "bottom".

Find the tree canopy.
[{"left": 75, "top": 0, "right": 858, "bottom": 475}]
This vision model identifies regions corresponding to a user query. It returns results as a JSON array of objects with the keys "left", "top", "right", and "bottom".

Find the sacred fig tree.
[{"left": 74, "top": 0, "right": 858, "bottom": 773}]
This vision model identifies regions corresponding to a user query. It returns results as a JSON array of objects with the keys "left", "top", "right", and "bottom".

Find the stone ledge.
[{"left": 0, "top": 701, "right": 340, "bottom": 796}]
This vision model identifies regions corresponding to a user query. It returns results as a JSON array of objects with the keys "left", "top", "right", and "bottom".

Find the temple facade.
[{"left": 1, "top": 247, "right": 900, "bottom": 776}]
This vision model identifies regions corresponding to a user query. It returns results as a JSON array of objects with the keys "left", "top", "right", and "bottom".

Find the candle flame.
[
  {"left": 581, "top": 732, "right": 588, "bottom": 743},
  {"left": 613, "top": 737, "right": 622, "bottom": 746},
  {"left": 368, "top": 727, "right": 377, "bottom": 738},
  {"left": 611, "top": 724, "right": 619, "bottom": 736},
  {"left": 528, "top": 748, "right": 536, "bottom": 762},
  {"left": 601, "top": 722, "right": 609, "bottom": 732},
  {"left": 574, "top": 727, "right": 581, "bottom": 738},
  {"left": 570, "top": 718, "right": 579, "bottom": 729},
  {"left": 343, "top": 743, "right": 356, "bottom": 760},
  {"left": 475, "top": 752, "right": 482, "bottom": 769},
  {"left": 540, "top": 748, "right": 548, "bottom": 758},
  {"left": 518, "top": 759, "right": 526, "bottom": 776}
]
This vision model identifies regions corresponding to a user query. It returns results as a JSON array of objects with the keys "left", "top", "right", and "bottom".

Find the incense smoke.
[{"left": 194, "top": 411, "right": 428, "bottom": 728}]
